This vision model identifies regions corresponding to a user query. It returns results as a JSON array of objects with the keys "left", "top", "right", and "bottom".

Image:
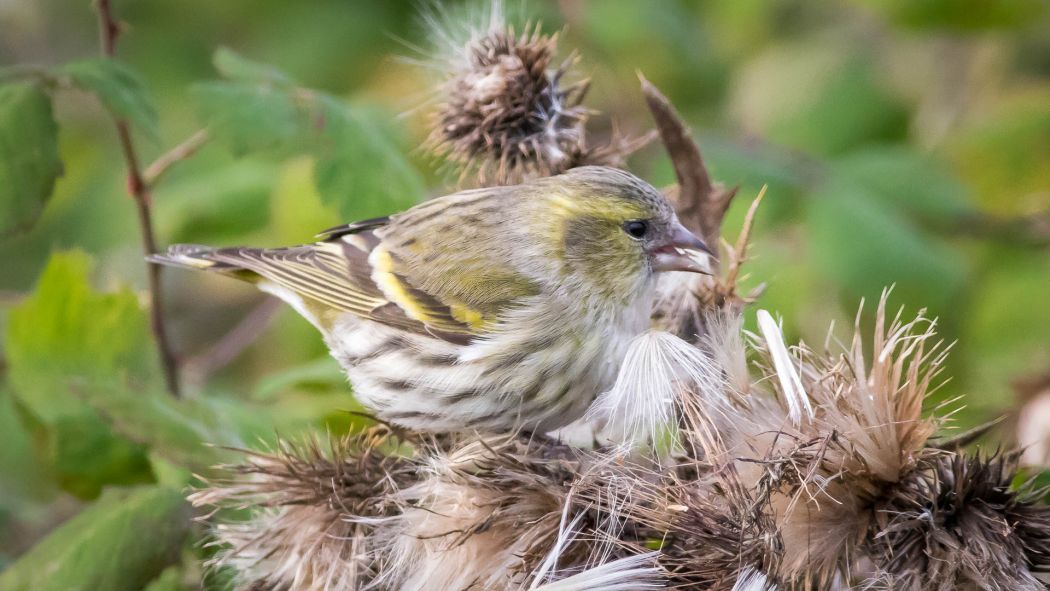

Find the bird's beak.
[{"left": 651, "top": 221, "right": 715, "bottom": 274}]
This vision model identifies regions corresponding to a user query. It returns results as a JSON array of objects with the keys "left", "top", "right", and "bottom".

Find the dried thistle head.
[
  {"left": 863, "top": 451, "right": 1050, "bottom": 590},
  {"left": 656, "top": 292, "right": 952, "bottom": 585},
  {"left": 189, "top": 429, "right": 415, "bottom": 591},
  {"left": 374, "top": 436, "right": 589, "bottom": 591},
  {"left": 188, "top": 282, "right": 1050, "bottom": 591},
  {"left": 531, "top": 553, "right": 664, "bottom": 591},
  {"left": 584, "top": 329, "right": 725, "bottom": 449},
  {"left": 567, "top": 450, "right": 778, "bottom": 591},
  {"left": 751, "top": 298, "right": 948, "bottom": 583},
  {"left": 421, "top": 2, "right": 643, "bottom": 185},
  {"left": 646, "top": 471, "right": 780, "bottom": 589}
]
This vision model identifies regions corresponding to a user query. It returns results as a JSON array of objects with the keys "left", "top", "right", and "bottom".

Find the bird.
[{"left": 151, "top": 166, "right": 713, "bottom": 433}]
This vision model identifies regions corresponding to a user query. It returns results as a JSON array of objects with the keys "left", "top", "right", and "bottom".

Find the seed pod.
[{"left": 422, "top": 3, "right": 643, "bottom": 185}]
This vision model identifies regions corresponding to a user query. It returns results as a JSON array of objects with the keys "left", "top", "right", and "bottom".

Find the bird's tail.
[{"left": 147, "top": 244, "right": 257, "bottom": 281}]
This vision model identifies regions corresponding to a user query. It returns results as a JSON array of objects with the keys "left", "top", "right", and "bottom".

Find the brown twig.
[
  {"left": 638, "top": 72, "right": 737, "bottom": 261},
  {"left": 143, "top": 128, "right": 210, "bottom": 187},
  {"left": 182, "top": 298, "right": 282, "bottom": 385},
  {"left": 94, "top": 0, "right": 180, "bottom": 396}
]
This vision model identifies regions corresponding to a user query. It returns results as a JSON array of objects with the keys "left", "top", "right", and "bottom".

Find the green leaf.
[
  {"left": 155, "top": 159, "right": 277, "bottom": 244},
  {"left": 62, "top": 58, "right": 160, "bottom": 142},
  {"left": 0, "top": 82, "right": 62, "bottom": 237},
  {"left": 6, "top": 251, "right": 344, "bottom": 477},
  {"left": 312, "top": 99, "right": 424, "bottom": 219},
  {"left": 269, "top": 156, "right": 341, "bottom": 244},
  {"left": 82, "top": 375, "right": 370, "bottom": 470},
  {"left": 0, "top": 386, "right": 57, "bottom": 507},
  {"left": 148, "top": 452, "right": 194, "bottom": 490},
  {"left": 831, "top": 146, "right": 976, "bottom": 222},
  {"left": 190, "top": 81, "right": 310, "bottom": 156},
  {"left": 46, "top": 410, "right": 155, "bottom": 497},
  {"left": 804, "top": 175, "right": 969, "bottom": 315},
  {"left": 5, "top": 253, "right": 291, "bottom": 471},
  {"left": 71, "top": 376, "right": 234, "bottom": 471},
  {"left": 0, "top": 486, "right": 190, "bottom": 591},
  {"left": 192, "top": 49, "right": 423, "bottom": 220},
  {"left": 213, "top": 46, "right": 296, "bottom": 87},
  {"left": 5, "top": 252, "right": 156, "bottom": 497},
  {"left": 6, "top": 251, "right": 157, "bottom": 409}
]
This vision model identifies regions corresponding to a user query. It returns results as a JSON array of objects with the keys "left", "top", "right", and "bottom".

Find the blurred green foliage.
[
  {"left": 0, "top": 83, "right": 61, "bottom": 237},
  {"left": 0, "top": 0, "right": 1048, "bottom": 587},
  {"left": 0, "top": 486, "right": 190, "bottom": 591}
]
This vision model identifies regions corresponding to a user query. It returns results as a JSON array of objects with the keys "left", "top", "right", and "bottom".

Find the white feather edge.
[
  {"left": 756, "top": 309, "right": 813, "bottom": 426},
  {"left": 528, "top": 500, "right": 662, "bottom": 590},
  {"left": 584, "top": 330, "right": 723, "bottom": 448},
  {"left": 530, "top": 553, "right": 663, "bottom": 591},
  {"left": 732, "top": 567, "right": 777, "bottom": 591}
]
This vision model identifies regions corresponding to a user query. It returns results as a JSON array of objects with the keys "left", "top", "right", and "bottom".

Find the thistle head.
[
  {"left": 864, "top": 451, "right": 1050, "bottom": 589},
  {"left": 421, "top": 3, "right": 639, "bottom": 185}
]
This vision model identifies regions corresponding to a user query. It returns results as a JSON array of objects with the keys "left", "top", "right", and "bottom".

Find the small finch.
[{"left": 152, "top": 166, "right": 712, "bottom": 433}]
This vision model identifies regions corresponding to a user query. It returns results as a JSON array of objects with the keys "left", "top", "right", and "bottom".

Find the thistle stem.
[{"left": 94, "top": 0, "right": 181, "bottom": 396}]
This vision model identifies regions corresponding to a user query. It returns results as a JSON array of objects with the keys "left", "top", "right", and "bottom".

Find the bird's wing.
[
  {"left": 153, "top": 195, "right": 539, "bottom": 344},
  {"left": 375, "top": 188, "right": 542, "bottom": 336}
]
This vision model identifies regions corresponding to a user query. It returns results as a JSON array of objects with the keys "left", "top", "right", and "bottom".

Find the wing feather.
[
  {"left": 153, "top": 188, "right": 540, "bottom": 345},
  {"left": 154, "top": 223, "right": 479, "bottom": 343}
]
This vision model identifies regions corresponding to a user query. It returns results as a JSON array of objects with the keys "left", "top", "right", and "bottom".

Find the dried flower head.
[
  {"left": 742, "top": 296, "right": 948, "bottom": 583},
  {"left": 189, "top": 429, "right": 414, "bottom": 591},
  {"left": 590, "top": 292, "right": 955, "bottom": 588},
  {"left": 421, "top": 2, "right": 643, "bottom": 184},
  {"left": 732, "top": 567, "right": 778, "bottom": 591},
  {"left": 532, "top": 553, "right": 664, "bottom": 591},
  {"left": 192, "top": 292, "right": 1050, "bottom": 591},
  {"left": 373, "top": 436, "right": 588, "bottom": 590},
  {"left": 641, "top": 470, "right": 780, "bottom": 589},
  {"left": 863, "top": 451, "right": 1050, "bottom": 590},
  {"left": 565, "top": 443, "right": 781, "bottom": 590}
]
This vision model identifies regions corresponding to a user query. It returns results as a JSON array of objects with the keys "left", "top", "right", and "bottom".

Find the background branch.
[
  {"left": 143, "top": 128, "right": 210, "bottom": 187},
  {"left": 94, "top": 0, "right": 180, "bottom": 396},
  {"left": 181, "top": 298, "right": 282, "bottom": 386}
]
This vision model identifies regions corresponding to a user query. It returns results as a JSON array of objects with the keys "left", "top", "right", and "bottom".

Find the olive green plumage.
[{"left": 152, "top": 166, "right": 712, "bottom": 433}]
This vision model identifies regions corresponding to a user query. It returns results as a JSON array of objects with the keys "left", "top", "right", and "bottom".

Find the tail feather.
[
  {"left": 148, "top": 244, "right": 255, "bottom": 279},
  {"left": 151, "top": 243, "right": 332, "bottom": 329}
]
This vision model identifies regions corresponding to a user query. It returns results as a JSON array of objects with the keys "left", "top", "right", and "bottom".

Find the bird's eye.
[{"left": 623, "top": 220, "right": 649, "bottom": 239}]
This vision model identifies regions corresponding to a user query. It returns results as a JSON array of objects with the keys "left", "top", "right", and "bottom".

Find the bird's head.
[{"left": 531, "top": 166, "right": 714, "bottom": 299}]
